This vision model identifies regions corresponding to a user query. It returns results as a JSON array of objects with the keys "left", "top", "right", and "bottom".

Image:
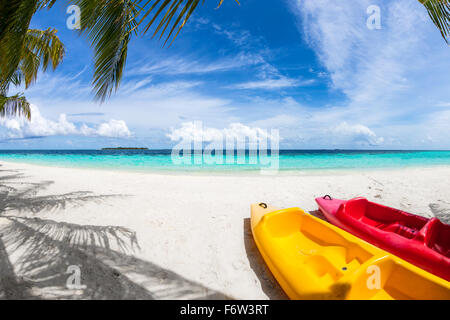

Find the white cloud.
[
  {"left": 0, "top": 105, "right": 78, "bottom": 138},
  {"left": 167, "top": 121, "right": 277, "bottom": 143},
  {"left": 0, "top": 105, "right": 132, "bottom": 139},
  {"left": 22, "top": 76, "right": 237, "bottom": 133},
  {"left": 166, "top": 119, "right": 385, "bottom": 149},
  {"left": 285, "top": 0, "right": 450, "bottom": 148},
  {"left": 212, "top": 23, "right": 252, "bottom": 46},
  {"left": 2, "top": 119, "right": 22, "bottom": 131},
  {"left": 295, "top": 0, "right": 427, "bottom": 103},
  {"left": 128, "top": 52, "right": 264, "bottom": 76},
  {"left": 226, "top": 50, "right": 315, "bottom": 90},
  {"left": 96, "top": 120, "right": 131, "bottom": 138},
  {"left": 250, "top": 113, "right": 302, "bottom": 128},
  {"left": 292, "top": 0, "right": 450, "bottom": 111},
  {"left": 436, "top": 102, "right": 450, "bottom": 108},
  {"left": 331, "top": 122, "right": 384, "bottom": 146},
  {"left": 20, "top": 71, "right": 91, "bottom": 99},
  {"left": 120, "top": 77, "right": 153, "bottom": 94},
  {"left": 9, "top": 2, "right": 449, "bottom": 149},
  {"left": 229, "top": 77, "right": 315, "bottom": 90},
  {"left": 128, "top": 22, "right": 300, "bottom": 94}
]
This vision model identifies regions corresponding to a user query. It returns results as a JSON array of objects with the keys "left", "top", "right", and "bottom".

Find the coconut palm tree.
[
  {"left": 0, "top": 1, "right": 64, "bottom": 120},
  {"left": 0, "top": 0, "right": 140, "bottom": 106},
  {"left": 0, "top": 28, "right": 64, "bottom": 120},
  {"left": 0, "top": 0, "right": 448, "bottom": 119}
]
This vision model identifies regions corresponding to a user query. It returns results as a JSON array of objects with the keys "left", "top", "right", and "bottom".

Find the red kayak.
[{"left": 315, "top": 195, "right": 450, "bottom": 281}]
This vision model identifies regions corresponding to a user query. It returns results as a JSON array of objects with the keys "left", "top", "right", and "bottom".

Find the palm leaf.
[
  {"left": 0, "top": 93, "right": 31, "bottom": 120},
  {"left": 2, "top": 0, "right": 240, "bottom": 104},
  {"left": 0, "top": 1, "right": 62, "bottom": 89},
  {"left": 17, "top": 29, "right": 65, "bottom": 88},
  {"left": 0, "top": 0, "right": 39, "bottom": 90},
  {"left": 72, "top": 0, "right": 139, "bottom": 101},
  {"left": 0, "top": 2, "right": 63, "bottom": 120},
  {"left": 25, "top": 29, "right": 65, "bottom": 72},
  {"left": 135, "top": 0, "right": 239, "bottom": 45},
  {"left": 420, "top": 0, "right": 450, "bottom": 43},
  {"left": 19, "top": 45, "right": 41, "bottom": 89},
  {"left": 2, "top": 28, "right": 65, "bottom": 91},
  {"left": 36, "top": 0, "right": 57, "bottom": 10}
]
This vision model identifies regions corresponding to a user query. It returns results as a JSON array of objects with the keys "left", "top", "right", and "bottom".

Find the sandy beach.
[{"left": 0, "top": 160, "right": 449, "bottom": 300}]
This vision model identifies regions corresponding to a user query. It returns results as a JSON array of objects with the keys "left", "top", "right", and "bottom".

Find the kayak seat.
[
  {"left": 359, "top": 215, "right": 382, "bottom": 227},
  {"left": 380, "top": 222, "right": 418, "bottom": 239},
  {"left": 343, "top": 198, "right": 427, "bottom": 239},
  {"left": 419, "top": 218, "right": 450, "bottom": 257}
]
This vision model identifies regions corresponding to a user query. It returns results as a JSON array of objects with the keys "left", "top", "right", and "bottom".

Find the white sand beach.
[{"left": 0, "top": 160, "right": 449, "bottom": 300}]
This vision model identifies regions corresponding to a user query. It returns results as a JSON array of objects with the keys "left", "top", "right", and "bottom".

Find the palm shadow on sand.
[
  {"left": 242, "top": 207, "right": 330, "bottom": 300},
  {"left": 0, "top": 165, "right": 227, "bottom": 300}
]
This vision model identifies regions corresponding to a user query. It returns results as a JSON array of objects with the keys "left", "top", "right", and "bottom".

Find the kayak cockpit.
[{"left": 251, "top": 204, "right": 450, "bottom": 300}]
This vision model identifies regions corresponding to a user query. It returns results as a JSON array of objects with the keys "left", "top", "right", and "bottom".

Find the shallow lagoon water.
[{"left": 1, "top": 150, "right": 450, "bottom": 173}]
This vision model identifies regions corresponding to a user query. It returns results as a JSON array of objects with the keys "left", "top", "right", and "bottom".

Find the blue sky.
[{"left": 2, "top": 0, "right": 450, "bottom": 149}]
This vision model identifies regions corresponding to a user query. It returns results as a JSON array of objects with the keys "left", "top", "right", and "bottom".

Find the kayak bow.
[
  {"left": 250, "top": 203, "right": 450, "bottom": 299},
  {"left": 316, "top": 196, "right": 450, "bottom": 281}
]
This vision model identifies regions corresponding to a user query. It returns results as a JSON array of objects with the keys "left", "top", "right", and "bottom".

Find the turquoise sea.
[{"left": 0, "top": 150, "right": 450, "bottom": 174}]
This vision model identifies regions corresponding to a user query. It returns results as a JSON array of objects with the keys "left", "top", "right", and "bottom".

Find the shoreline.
[
  {"left": 1, "top": 158, "right": 450, "bottom": 177},
  {"left": 0, "top": 161, "right": 449, "bottom": 299}
]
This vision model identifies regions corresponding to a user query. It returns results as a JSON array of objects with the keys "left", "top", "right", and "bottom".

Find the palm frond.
[
  {"left": 420, "top": 0, "right": 450, "bottom": 43},
  {"left": 216, "top": 0, "right": 240, "bottom": 9},
  {"left": 5, "top": 28, "right": 65, "bottom": 90},
  {"left": 0, "top": 1, "right": 60, "bottom": 91},
  {"left": 36, "top": 0, "right": 57, "bottom": 10},
  {"left": 0, "top": 0, "right": 39, "bottom": 90},
  {"left": 135, "top": 0, "right": 239, "bottom": 46},
  {"left": 72, "top": 0, "right": 139, "bottom": 101},
  {"left": 19, "top": 45, "right": 41, "bottom": 89},
  {"left": 0, "top": 2, "right": 63, "bottom": 120},
  {"left": 10, "top": 70, "right": 24, "bottom": 88},
  {"left": 24, "top": 29, "right": 65, "bottom": 76},
  {"left": 1, "top": 0, "right": 236, "bottom": 104},
  {"left": 0, "top": 93, "right": 31, "bottom": 120}
]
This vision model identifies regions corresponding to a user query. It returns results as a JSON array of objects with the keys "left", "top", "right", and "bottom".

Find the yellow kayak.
[{"left": 250, "top": 203, "right": 450, "bottom": 300}]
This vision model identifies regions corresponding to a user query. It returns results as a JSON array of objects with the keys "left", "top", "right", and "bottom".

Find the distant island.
[{"left": 101, "top": 147, "right": 149, "bottom": 150}]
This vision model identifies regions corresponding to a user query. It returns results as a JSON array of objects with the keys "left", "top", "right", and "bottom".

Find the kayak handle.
[
  {"left": 259, "top": 203, "right": 268, "bottom": 209},
  {"left": 323, "top": 195, "right": 332, "bottom": 200}
]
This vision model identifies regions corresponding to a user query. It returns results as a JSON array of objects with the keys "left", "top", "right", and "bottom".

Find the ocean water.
[{"left": 0, "top": 150, "right": 449, "bottom": 174}]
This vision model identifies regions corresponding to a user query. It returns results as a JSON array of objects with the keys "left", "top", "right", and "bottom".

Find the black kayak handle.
[{"left": 323, "top": 195, "right": 332, "bottom": 200}]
